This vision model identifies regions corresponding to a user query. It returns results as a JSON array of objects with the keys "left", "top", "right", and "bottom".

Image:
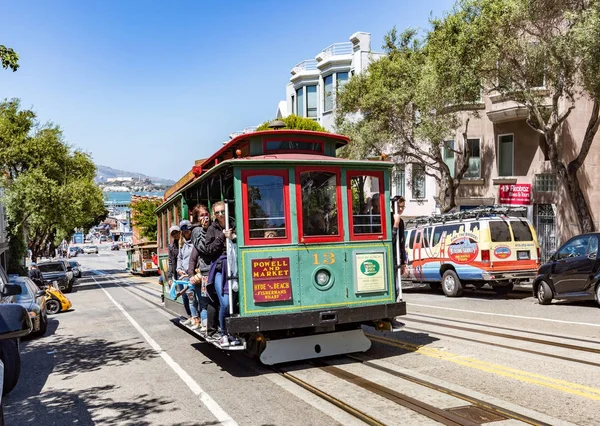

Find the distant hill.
[{"left": 95, "top": 165, "right": 175, "bottom": 186}]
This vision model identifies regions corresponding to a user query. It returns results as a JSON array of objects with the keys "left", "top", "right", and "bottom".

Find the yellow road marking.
[{"left": 368, "top": 334, "right": 600, "bottom": 401}]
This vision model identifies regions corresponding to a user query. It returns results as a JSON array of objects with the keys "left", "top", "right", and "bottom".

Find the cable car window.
[
  {"left": 349, "top": 175, "right": 382, "bottom": 234},
  {"left": 510, "top": 220, "right": 534, "bottom": 242},
  {"left": 300, "top": 171, "right": 338, "bottom": 236},
  {"left": 247, "top": 175, "right": 287, "bottom": 239},
  {"left": 489, "top": 221, "right": 511, "bottom": 242}
]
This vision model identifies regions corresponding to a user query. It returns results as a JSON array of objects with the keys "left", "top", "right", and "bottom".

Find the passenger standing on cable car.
[
  {"left": 167, "top": 225, "right": 180, "bottom": 300},
  {"left": 176, "top": 220, "right": 200, "bottom": 328},
  {"left": 389, "top": 196, "right": 407, "bottom": 330},
  {"left": 188, "top": 204, "right": 217, "bottom": 334},
  {"left": 205, "top": 201, "right": 236, "bottom": 347}
]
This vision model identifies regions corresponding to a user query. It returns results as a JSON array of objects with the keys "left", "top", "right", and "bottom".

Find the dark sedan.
[
  {"left": 533, "top": 232, "right": 600, "bottom": 306},
  {"left": 8, "top": 276, "right": 48, "bottom": 337}
]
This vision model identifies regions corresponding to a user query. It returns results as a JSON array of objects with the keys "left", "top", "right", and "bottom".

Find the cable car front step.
[{"left": 259, "top": 329, "right": 371, "bottom": 365}]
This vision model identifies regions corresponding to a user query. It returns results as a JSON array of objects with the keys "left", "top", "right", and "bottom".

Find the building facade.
[
  {"left": 445, "top": 94, "right": 600, "bottom": 262},
  {"left": 278, "top": 31, "right": 438, "bottom": 219}
]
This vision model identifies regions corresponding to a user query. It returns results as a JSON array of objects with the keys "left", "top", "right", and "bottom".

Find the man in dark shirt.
[
  {"left": 28, "top": 263, "right": 44, "bottom": 287},
  {"left": 390, "top": 196, "right": 407, "bottom": 330}
]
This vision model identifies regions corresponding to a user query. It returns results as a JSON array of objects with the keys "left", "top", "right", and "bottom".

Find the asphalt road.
[{"left": 3, "top": 245, "right": 599, "bottom": 425}]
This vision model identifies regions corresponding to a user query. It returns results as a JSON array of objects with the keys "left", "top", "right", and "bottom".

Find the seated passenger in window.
[
  {"left": 264, "top": 230, "right": 278, "bottom": 238},
  {"left": 305, "top": 209, "right": 327, "bottom": 236}
]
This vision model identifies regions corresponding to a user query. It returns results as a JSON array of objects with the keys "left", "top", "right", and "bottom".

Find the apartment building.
[
  {"left": 445, "top": 95, "right": 600, "bottom": 261},
  {"left": 277, "top": 32, "right": 438, "bottom": 219}
]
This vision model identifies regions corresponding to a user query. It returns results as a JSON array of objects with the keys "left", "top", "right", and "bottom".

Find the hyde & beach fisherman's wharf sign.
[{"left": 251, "top": 257, "right": 292, "bottom": 302}]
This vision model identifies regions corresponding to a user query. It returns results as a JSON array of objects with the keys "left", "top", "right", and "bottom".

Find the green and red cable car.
[{"left": 155, "top": 129, "right": 406, "bottom": 364}]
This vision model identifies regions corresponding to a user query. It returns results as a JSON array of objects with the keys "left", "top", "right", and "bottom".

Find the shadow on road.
[{"left": 3, "top": 319, "right": 182, "bottom": 426}]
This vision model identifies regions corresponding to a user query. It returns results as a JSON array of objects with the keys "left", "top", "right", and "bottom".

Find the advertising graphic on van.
[
  {"left": 404, "top": 206, "right": 541, "bottom": 297},
  {"left": 448, "top": 234, "right": 479, "bottom": 264},
  {"left": 494, "top": 246, "right": 512, "bottom": 259}
]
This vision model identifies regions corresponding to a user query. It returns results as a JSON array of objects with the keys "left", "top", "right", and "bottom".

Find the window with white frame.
[
  {"left": 336, "top": 72, "right": 349, "bottom": 93},
  {"left": 464, "top": 138, "right": 481, "bottom": 178},
  {"left": 306, "top": 85, "right": 317, "bottom": 118},
  {"left": 323, "top": 75, "right": 334, "bottom": 112},
  {"left": 323, "top": 72, "right": 349, "bottom": 113},
  {"left": 498, "top": 134, "right": 514, "bottom": 176},
  {"left": 412, "top": 165, "right": 426, "bottom": 199},
  {"left": 291, "top": 94, "right": 295, "bottom": 115},
  {"left": 296, "top": 87, "right": 304, "bottom": 117}
]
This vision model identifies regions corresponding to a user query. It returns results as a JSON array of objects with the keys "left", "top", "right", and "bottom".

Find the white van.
[{"left": 404, "top": 206, "right": 541, "bottom": 297}]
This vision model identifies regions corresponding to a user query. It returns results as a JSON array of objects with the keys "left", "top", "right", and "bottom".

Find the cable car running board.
[{"left": 260, "top": 329, "right": 371, "bottom": 365}]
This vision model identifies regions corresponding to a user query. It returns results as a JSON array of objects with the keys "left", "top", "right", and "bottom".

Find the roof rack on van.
[{"left": 406, "top": 205, "right": 527, "bottom": 227}]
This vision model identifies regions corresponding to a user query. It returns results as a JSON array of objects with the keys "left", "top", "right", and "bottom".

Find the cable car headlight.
[{"left": 315, "top": 270, "right": 330, "bottom": 286}]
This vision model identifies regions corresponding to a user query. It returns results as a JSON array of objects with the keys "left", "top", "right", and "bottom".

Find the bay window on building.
[
  {"left": 295, "top": 85, "right": 317, "bottom": 118},
  {"left": 323, "top": 71, "right": 349, "bottom": 113},
  {"left": 296, "top": 87, "right": 304, "bottom": 117}
]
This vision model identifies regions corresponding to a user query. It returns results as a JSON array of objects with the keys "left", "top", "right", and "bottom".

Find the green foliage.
[
  {"left": 256, "top": 115, "right": 328, "bottom": 132},
  {"left": 427, "top": 0, "right": 600, "bottom": 230},
  {"left": 131, "top": 198, "right": 162, "bottom": 241},
  {"left": 0, "top": 45, "right": 19, "bottom": 72},
  {"left": 335, "top": 27, "right": 468, "bottom": 212},
  {"left": 0, "top": 99, "right": 106, "bottom": 261}
]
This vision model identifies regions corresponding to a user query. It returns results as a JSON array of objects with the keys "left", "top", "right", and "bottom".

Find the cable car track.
[{"left": 94, "top": 272, "right": 564, "bottom": 425}]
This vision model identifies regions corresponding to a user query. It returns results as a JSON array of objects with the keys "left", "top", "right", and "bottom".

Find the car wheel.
[
  {"left": 442, "top": 270, "right": 463, "bottom": 297},
  {"left": 46, "top": 299, "right": 61, "bottom": 315},
  {"left": 537, "top": 280, "right": 553, "bottom": 305},
  {"left": 0, "top": 339, "right": 21, "bottom": 396},
  {"left": 34, "top": 313, "right": 48, "bottom": 337},
  {"left": 595, "top": 283, "right": 600, "bottom": 308}
]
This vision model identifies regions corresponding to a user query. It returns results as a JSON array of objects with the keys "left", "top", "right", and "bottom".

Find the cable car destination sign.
[{"left": 252, "top": 257, "right": 292, "bottom": 302}]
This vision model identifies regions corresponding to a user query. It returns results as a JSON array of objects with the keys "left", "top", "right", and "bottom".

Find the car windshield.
[
  {"left": 69, "top": 261, "right": 79, "bottom": 267},
  {"left": 38, "top": 263, "right": 64, "bottom": 273}
]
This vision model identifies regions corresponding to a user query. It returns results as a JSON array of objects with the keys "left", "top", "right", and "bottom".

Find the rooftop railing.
[
  {"left": 292, "top": 59, "right": 318, "bottom": 74},
  {"left": 320, "top": 42, "right": 353, "bottom": 58}
]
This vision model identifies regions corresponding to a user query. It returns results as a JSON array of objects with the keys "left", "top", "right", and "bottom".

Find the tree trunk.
[
  {"left": 438, "top": 171, "right": 457, "bottom": 213},
  {"left": 546, "top": 133, "right": 596, "bottom": 234}
]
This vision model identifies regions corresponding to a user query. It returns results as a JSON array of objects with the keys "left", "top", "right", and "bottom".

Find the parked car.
[
  {"left": 110, "top": 243, "right": 120, "bottom": 251},
  {"left": 75, "top": 247, "right": 84, "bottom": 254},
  {"left": 37, "top": 261, "right": 73, "bottom": 293},
  {"left": 68, "top": 247, "right": 78, "bottom": 257},
  {"left": 0, "top": 265, "right": 33, "bottom": 425},
  {"left": 68, "top": 260, "right": 81, "bottom": 278},
  {"left": 83, "top": 245, "right": 99, "bottom": 254},
  {"left": 533, "top": 232, "right": 600, "bottom": 306},
  {"left": 8, "top": 276, "right": 48, "bottom": 337}
]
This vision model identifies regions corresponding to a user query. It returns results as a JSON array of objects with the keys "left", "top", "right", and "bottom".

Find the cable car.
[
  {"left": 126, "top": 242, "right": 159, "bottom": 276},
  {"left": 155, "top": 129, "right": 406, "bottom": 364}
]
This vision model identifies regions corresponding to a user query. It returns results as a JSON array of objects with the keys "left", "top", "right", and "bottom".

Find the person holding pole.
[{"left": 390, "top": 195, "right": 407, "bottom": 330}]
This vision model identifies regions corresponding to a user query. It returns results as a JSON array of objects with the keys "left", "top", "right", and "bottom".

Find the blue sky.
[{"left": 1, "top": 0, "right": 455, "bottom": 181}]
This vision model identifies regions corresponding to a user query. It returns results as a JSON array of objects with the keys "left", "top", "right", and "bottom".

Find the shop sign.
[
  {"left": 252, "top": 257, "right": 292, "bottom": 302},
  {"left": 499, "top": 184, "right": 531, "bottom": 205},
  {"left": 355, "top": 252, "right": 386, "bottom": 293}
]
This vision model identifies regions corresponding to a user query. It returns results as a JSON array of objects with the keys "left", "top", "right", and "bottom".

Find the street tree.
[
  {"left": 336, "top": 28, "right": 474, "bottom": 212},
  {"left": 0, "top": 45, "right": 19, "bottom": 72},
  {"left": 0, "top": 99, "right": 106, "bottom": 269},
  {"left": 131, "top": 198, "right": 162, "bottom": 241},
  {"left": 256, "top": 114, "right": 328, "bottom": 132},
  {"left": 428, "top": 0, "right": 600, "bottom": 232}
]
